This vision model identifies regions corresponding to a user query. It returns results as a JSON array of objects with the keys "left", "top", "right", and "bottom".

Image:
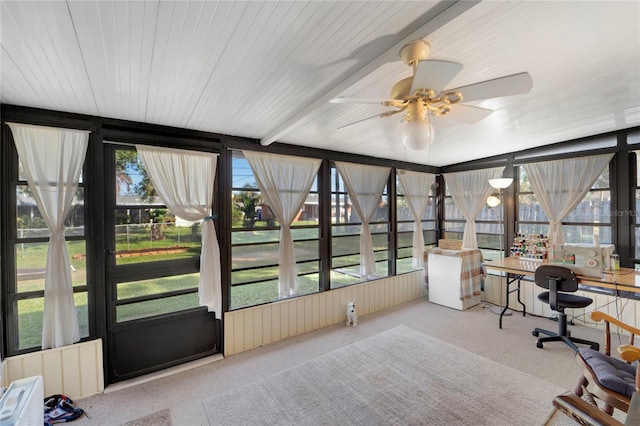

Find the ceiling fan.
[{"left": 330, "top": 39, "right": 533, "bottom": 150}]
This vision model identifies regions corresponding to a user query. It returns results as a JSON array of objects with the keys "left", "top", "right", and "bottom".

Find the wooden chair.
[
  {"left": 547, "top": 392, "right": 624, "bottom": 426},
  {"left": 574, "top": 311, "right": 640, "bottom": 415}
]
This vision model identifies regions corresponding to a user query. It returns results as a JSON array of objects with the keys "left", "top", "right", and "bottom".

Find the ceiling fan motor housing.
[{"left": 399, "top": 39, "right": 430, "bottom": 67}]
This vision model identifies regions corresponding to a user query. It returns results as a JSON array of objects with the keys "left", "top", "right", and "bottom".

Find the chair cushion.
[
  {"left": 537, "top": 292, "right": 593, "bottom": 309},
  {"left": 579, "top": 348, "right": 636, "bottom": 397}
]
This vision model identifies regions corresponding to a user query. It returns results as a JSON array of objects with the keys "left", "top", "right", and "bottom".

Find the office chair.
[{"left": 531, "top": 265, "right": 599, "bottom": 352}]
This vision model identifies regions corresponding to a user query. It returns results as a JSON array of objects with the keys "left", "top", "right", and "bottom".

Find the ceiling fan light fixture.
[
  {"left": 488, "top": 178, "right": 514, "bottom": 189},
  {"left": 398, "top": 118, "right": 434, "bottom": 150}
]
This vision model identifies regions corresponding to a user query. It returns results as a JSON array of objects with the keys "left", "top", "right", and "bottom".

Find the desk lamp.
[{"left": 488, "top": 177, "right": 513, "bottom": 316}]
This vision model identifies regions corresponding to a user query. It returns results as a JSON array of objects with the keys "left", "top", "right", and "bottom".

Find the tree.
[
  {"left": 233, "top": 185, "right": 262, "bottom": 227},
  {"left": 115, "top": 150, "right": 137, "bottom": 195},
  {"left": 147, "top": 208, "right": 168, "bottom": 241},
  {"left": 115, "top": 150, "right": 157, "bottom": 201},
  {"left": 116, "top": 149, "right": 166, "bottom": 239}
]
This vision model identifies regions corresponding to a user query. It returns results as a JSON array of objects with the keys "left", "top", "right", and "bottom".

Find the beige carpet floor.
[
  {"left": 75, "top": 298, "right": 613, "bottom": 425},
  {"left": 204, "top": 325, "right": 564, "bottom": 425}
]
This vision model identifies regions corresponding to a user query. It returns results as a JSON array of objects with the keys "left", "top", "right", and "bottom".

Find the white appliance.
[
  {"left": 428, "top": 253, "right": 481, "bottom": 311},
  {"left": 553, "top": 244, "right": 615, "bottom": 278},
  {"left": 0, "top": 375, "right": 44, "bottom": 426}
]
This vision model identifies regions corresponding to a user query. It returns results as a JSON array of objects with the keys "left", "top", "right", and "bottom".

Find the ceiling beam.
[{"left": 260, "top": 0, "right": 481, "bottom": 147}]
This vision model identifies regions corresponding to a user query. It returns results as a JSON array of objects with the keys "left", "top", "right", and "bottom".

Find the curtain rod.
[
  {"left": 103, "top": 140, "right": 135, "bottom": 147},
  {"left": 513, "top": 148, "right": 617, "bottom": 167},
  {"left": 7, "top": 121, "right": 91, "bottom": 134}
]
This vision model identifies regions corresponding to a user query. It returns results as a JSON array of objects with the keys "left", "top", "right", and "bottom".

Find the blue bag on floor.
[{"left": 44, "top": 394, "right": 84, "bottom": 425}]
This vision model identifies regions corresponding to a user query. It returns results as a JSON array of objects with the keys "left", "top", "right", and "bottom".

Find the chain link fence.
[
  {"left": 115, "top": 221, "right": 202, "bottom": 251},
  {"left": 18, "top": 226, "right": 85, "bottom": 239},
  {"left": 18, "top": 222, "right": 202, "bottom": 254}
]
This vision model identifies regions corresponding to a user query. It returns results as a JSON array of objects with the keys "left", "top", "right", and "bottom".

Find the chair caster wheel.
[
  {"left": 532, "top": 331, "right": 539, "bottom": 337},
  {"left": 567, "top": 330, "right": 572, "bottom": 337},
  {"left": 537, "top": 341, "right": 544, "bottom": 349}
]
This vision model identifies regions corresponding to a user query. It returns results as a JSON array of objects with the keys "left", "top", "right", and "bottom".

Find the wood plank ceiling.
[{"left": 1, "top": 1, "right": 639, "bottom": 166}]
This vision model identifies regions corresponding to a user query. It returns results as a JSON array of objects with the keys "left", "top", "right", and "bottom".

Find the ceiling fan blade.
[
  {"left": 410, "top": 60, "right": 463, "bottom": 95},
  {"left": 330, "top": 97, "right": 391, "bottom": 105},
  {"left": 337, "top": 113, "right": 386, "bottom": 130},
  {"left": 337, "top": 109, "right": 404, "bottom": 130},
  {"left": 443, "top": 104, "right": 493, "bottom": 124},
  {"left": 446, "top": 72, "right": 533, "bottom": 103}
]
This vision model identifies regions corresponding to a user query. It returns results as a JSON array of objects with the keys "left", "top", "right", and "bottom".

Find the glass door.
[{"left": 103, "top": 143, "right": 219, "bottom": 383}]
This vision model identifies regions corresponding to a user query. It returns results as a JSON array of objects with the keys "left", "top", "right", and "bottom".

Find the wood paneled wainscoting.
[
  {"left": 1, "top": 338, "right": 104, "bottom": 400},
  {"left": 224, "top": 271, "right": 425, "bottom": 356}
]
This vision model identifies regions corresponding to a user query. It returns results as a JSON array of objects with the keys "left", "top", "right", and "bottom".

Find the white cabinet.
[{"left": 428, "top": 252, "right": 482, "bottom": 311}]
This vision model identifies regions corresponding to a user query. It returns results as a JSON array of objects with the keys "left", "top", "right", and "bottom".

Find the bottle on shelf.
[{"left": 611, "top": 251, "right": 620, "bottom": 271}]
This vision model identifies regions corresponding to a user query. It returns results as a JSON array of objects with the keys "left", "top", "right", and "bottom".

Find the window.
[
  {"left": 517, "top": 163, "right": 612, "bottom": 245},
  {"left": 626, "top": 131, "right": 640, "bottom": 146},
  {"left": 443, "top": 185, "right": 465, "bottom": 242},
  {"left": 114, "top": 168, "right": 202, "bottom": 266},
  {"left": 108, "top": 146, "right": 202, "bottom": 323},
  {"left": 115, "top": 273, "right": 200, "bottom": 322},
  {"left": 443, "top": 182, "right": 505, "bottom": 260},
  {"left": 396, "top": 172, "right": 437, "bottom": 273},
  {"left": 12, "top": 159, "right": 89, "bottom": 351},
  {"left": 476, "top": 190, "right": 506, "bottom": 261},
  {"left": 634, "top": 150, "right": 640, "bottom": 267},
  {"left": 230, "top": 150, "right": 320, "bottom": 309},
  {"left": 330, "top": 164, "right": 390, "bottom": 287}
]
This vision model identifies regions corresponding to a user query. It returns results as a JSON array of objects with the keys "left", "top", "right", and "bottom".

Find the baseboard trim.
[{"left": 104, "top": 353, "right": 224, "bottom": 394}]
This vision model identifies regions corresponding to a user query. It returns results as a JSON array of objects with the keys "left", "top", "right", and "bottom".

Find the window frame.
[
  {"left": 329, "top": 162, "right": 391, "bottom": 287},
  {"left": 395, "top": 172, "right": 437, "bottom": 273},
  {"left": 229, "top": 149, "right": 322, "bottom": 309},
  {"left": 105, "top": 143, "right": 207, "bottom": 324},
  {"left": 516, "top": 163, "right": 613, "bottom": 248},
  {"left": 5, "top": 135, "right": 91, "bottom": 354},
  {"left": 632, "top": 149, "right": 640, "bottom": 268}
]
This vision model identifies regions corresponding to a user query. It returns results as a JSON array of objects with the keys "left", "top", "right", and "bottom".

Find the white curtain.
[
  {"left": 243, "top": 151, "right": 321, "bottom": 298},
  {"left": 522, "top": 153, "right": 614, "bottom": 245},
  {"left": 444, "top": 167, "right": 505, "bottom": 249},
  {"left": 335, "top": 162, "right": 391, "bottom": 278},
  {"left": 8, "top": 123, "right": 89, "bottom": 349},
  {"left": 398, "top": 170, "right": 435, "bottom": 269},
  {"left": 136, "top": 146, "right": 222, "bottom": 319}
]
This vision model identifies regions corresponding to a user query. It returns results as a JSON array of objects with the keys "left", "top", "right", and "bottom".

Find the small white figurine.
[{"left": 346, "top": 301, "right": 358, "bottom": 326}]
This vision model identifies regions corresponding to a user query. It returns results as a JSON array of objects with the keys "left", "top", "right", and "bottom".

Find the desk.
[{"left": 484, "top": 257, "right": 639, "bottom": 329}]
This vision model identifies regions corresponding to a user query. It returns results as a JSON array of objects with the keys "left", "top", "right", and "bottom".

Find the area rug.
[
  {"left": 119, "top": 408, "right": 172, "bottom": 426},
  {"left": 203, "top": 325, "right": 565, "bottom": 425}
]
